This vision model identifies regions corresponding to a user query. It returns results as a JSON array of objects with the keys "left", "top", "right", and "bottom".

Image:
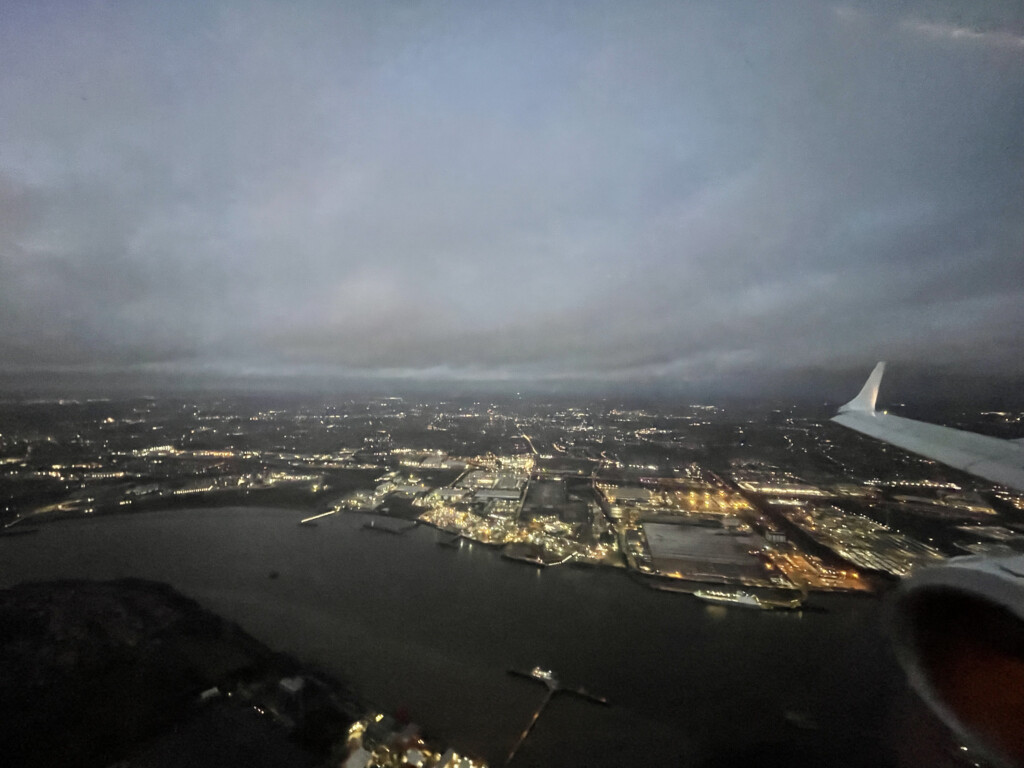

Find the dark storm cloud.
[{"left": 1, "top": 1, "right": 1022, "bottom": 391}]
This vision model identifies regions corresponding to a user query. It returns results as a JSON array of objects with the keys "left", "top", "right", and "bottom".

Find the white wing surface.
[{"left": 831, "top": 363, "right": 1024, "bottom": 492}]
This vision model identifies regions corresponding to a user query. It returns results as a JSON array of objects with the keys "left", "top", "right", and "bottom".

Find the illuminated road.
[{"left": 519, "top": 432, "right": 539, "bottom": 456}]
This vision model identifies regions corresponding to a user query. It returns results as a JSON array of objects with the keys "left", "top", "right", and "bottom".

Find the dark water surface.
[{"left": 0, "top": 508, "right": 953, "bottom": 767}]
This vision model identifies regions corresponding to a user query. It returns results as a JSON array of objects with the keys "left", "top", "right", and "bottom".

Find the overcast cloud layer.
[{"left": 1, "top": 1, "right": 1022, "bottom": 391}]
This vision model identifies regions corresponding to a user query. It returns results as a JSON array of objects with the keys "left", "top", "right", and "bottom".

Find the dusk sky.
[{"left": 2, "top": 1, "right": 1022, "bottom": 393}]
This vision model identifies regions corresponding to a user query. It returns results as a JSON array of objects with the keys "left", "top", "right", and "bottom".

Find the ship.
[
  {"left": 530, "top": 667, "right": 556, "bottom": 683},
  {"left": 693, "top": 589, "right": 803, "bottom": 611}
]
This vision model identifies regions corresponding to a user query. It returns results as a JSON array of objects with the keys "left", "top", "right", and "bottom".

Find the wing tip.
[{"left": 838, "top": 362, "right": 886, "bottom": 414}]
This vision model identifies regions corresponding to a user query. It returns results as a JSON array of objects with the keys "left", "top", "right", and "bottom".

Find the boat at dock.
[
  {"left": 507, "top": 667, "right": 608, "bottom": 704},
  {"left": 693, "top": 588, "right": 803, "bottom": 611},
  {"left": 529, "top": 666, "right": 555, "bottom": 684}
]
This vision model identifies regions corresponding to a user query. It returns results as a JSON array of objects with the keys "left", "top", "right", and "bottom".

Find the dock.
[
  {"left": 505, "top": 667, "right": 607, "bottom": 765},
  {"left": 299, "top": 510, "right": 336, "bottom": 526},
  {"left": 501, "top": 552, "right": 547, "bottom": 567},
  {"left": 362, "top": 518, "right": 416, "bottom": 535},
  {"left": 647, "top": 580, "right": 697, "bottom": 595}
]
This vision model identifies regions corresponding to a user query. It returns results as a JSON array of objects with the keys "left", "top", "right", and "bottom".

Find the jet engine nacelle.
[{"left": 891, "top": 556, "right": 1024, "bottom": 767}]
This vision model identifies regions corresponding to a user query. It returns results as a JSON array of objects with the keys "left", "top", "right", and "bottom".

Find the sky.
[{"left": 1, "top": 0, "right": 1022, "bottom": 396}]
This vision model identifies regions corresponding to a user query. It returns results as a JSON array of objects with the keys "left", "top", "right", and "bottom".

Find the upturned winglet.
[
  {"left": 832, "top": 362, "right": 1024, "bottom": 491},
  {"left": 839, "top": 362, "right": 885, "bottom": 413}
]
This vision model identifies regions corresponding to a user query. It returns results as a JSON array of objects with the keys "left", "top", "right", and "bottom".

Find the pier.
[
  {"left": 505, "top": 667, "right": 607, "bottom": 765},
  {"left": 299, "top": 510, "right": 336, "bottom": 525},
  {"left": 362, "top": 518, "right": 416, "bottom": 535}
]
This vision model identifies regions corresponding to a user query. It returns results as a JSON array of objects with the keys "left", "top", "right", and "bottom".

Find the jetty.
[
  {"left": 299, "top": 510, "right": 336, "bottom": 526},
  {"left": 362, "top": 518, "right": 416, "bottom": 535},
  {"left": 505, "top": 667, "right": 607, "bottom": 765}
]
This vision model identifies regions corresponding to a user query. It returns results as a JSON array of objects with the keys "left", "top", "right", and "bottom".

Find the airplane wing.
[{"left": 831, "top": 362, "right": 1024, "bottom": 492}]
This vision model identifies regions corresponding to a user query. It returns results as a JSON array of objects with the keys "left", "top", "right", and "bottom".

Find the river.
[{"left": 0, "top": 507, "right": 956, "bottom": 767}]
